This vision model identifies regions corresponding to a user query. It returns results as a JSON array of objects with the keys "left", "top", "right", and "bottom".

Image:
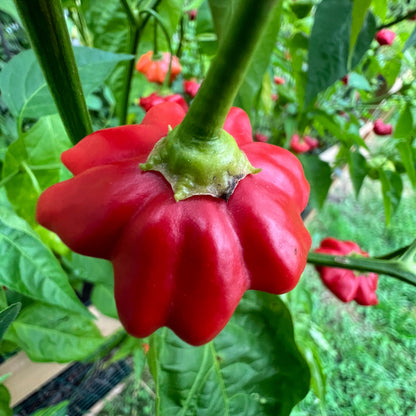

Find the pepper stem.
[
  {"left": 141, "top": 0, "right": 280, "bottom": 201},
  {"left": 176, "top": 0, "right": 280, "bottom": 139}
]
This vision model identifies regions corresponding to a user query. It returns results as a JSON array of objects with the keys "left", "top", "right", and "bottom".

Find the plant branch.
[
  {"left": 118, "top": 0, "right": 162, "bottom": 125},
  {"left": 307, "top": 251, "right": 416, "bottom": 287},
  {"left": 14, "top": 0, "right": 93, "bottom": 144},
  {"left": 377, "top": 9, "right": 416, "bottom": 29}
]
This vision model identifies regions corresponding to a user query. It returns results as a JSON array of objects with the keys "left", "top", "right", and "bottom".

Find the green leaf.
[
  {"left": 0, "top": 303, "right": 21, "bottom": 341},
  {"left": 149, "top": 292, "right": 309, "bottom": 416},
  {"left": 0, "top": 0, "right": 21, "bottom": 23},
  {"left": 351, "top": 10, "right": 376, "bottom": 70},
  {"left": 298, "top": 154, "right": 332, "bottom": 209},
  {"left": 394, "top": 106, "right": 413, "bottom": 139},
  {"left": 31, "top": 401, "right": 69, "bottom": 416},
  {"left": 348, "top": 72, "right": 371, "bottom": 91},
  {"left": 91, "top": 283, "right": 118, "bottom": 319},
  {"left": 0, "top": 206, "right": 90, "bottom": 317},
  {"left": 404, "top": 26, "right": 416, "bottom": 51},
  {"left": 348, "top": 150, "right": 368, "bottom": 196},
  {"left": 0, "top": 47, "right": 133, "bottom": 120},
  {"left": 235, "top": 1, "right": 282, "bottom": 114},
  {"left": 379, "top": 168, "right": 403, "bottom": 225},
  {"left": 4, "top": 303, "right": 103, "bottom": 363},
  {"left": 396, "top": 141, "right": 416, "bottom": 188},
  {"left": 0, "top": 385, "right": 12, "bottom": 416},
  {"left": 2, "top": 115, "right": 71, "bottom": 224},
  {"left": 71, "top": 254, "right": 113, "bottom": 285},
  {"left": 305, "top": 0, "right": 352, "bottom": 106},
  {"left": 371, "top": 0, "right": 387, "bottom": 20},
  {"left": 349, "top": 0, "right": 372, "bottom": 59},
  {"left": 208, "top": 0, "right": 234, "bottom": 40}
]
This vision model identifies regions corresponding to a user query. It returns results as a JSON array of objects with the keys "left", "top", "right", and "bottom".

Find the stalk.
[
  {"left": 14, "top": 0, "right": 93, "bottom": 144},
  {"left": 176, "top": 0, "right": 280, "bottom": 140}
]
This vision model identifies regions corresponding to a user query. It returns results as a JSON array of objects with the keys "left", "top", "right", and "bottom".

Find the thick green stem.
[
  {"left": 14, "top": 0, "right": 93, "bottom": 144},
  {"left": 307, "top": 252, "right": 416, "bottom": 287},
  {"left": 176, "top": 0, "right": 280, "bottom": 140}
]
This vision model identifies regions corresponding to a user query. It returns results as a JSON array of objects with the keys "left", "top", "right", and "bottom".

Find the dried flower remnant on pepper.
[{"left": 314, "top": 237, "right": 378, "bottom": 306}]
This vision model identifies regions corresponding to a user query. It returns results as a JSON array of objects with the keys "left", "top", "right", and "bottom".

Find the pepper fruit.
[
  {"left": 139, "top": 92, "right": 188, "bottom": 113},
  {"left": 314, "top": 237, "right": 379, "bottom": 306},
  {"left": 375, "top": 29, "right": 396, "bottom": 46},
  {"left": 290, "top": 134, "right": 318, "bottom": 153},
  {"left": 373, "top": 119, "right": 393, "bottom": 136},
  {"left": 36, "top": 102, "right": 311, "bottom": 346},
  {"left": 136, "top": 51, "right": 182, "bottom": 84},
  {"left": 183, "top": 79, "right": 201, "bottom": 98}
]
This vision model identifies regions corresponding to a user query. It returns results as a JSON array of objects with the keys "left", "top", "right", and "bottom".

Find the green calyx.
[{"left": 140, "top": 127, "right": 260, "bottom": 201}]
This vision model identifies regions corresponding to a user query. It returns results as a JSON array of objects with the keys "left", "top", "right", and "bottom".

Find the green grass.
[{"left": 291, "top": 177, "right": 416, "bottom": 416}]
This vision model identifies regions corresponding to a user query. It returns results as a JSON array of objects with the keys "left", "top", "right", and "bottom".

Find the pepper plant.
[{"left": 0, "top": 0, "right": 416, "bottom": 415}]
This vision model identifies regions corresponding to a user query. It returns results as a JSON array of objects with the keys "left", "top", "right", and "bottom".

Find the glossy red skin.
[
  {"left": 315, "top": 237, "right": 378, "bottom": 306},
  {"left": 373, "top": 119, "right": 393, "bottom": 136},
  {"left": 375, "top": 29, "right": 396, "bottom": 46},
  {"left": 136, "top": 51, "right": 182, "bottom": 84},
  {"left": 36, "top": 102, "right": 311, "bottom": 345},
  {"left": 139, "top": 92, "right": 188, "bottom": 113}
]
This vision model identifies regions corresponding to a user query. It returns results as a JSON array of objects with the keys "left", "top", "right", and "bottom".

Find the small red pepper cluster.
[
  {"left": 290, "top": 134, "right": 319, "bottom": 154},
  {"left": 314, "top": 237, "right": 379, "bottom": 306}
]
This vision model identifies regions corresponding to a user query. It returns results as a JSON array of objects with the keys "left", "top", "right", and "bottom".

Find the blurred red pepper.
[
  {"left": 290, "top": 134, "right": 318, "bottom": 153},
  {"left": 375, "top": 29, "right": 396, "bottom": 46},
  {"left": 273, "top": 76, "right": 285, "bottom": 85},
  {"left": 139, "top": 92, "right": 188, "bottom": 112},
  {"left": 373, "top": 119, "right": 393, "bottom": 136},
  {"left": 341, "top": 74, "right": 349, "bottom": 85},
  {"left": 314, "top": 237, "right": 379, "bottom": 306},
  {"left": 136, "top": 51, "right": 182, "bottom": 84},
  {"left": 254, "top": 132, "right": 268, "bottom": 143},
  {"left": 187, "top": 9, "right": 197, "bottom": 21},
  {"left": 183, "top": 79, "right": 201, "bottom": 98},
  {"left": 36, "top": 102, "right": 311, "bottom": 346}
]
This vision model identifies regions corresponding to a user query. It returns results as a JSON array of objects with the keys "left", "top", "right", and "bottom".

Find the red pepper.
[
  {"left": 183, "top": 79, "right": 201, "bottom": 98},
  {"left": 373, "top": 119, "right": 393, "bottom": 136},
  {"left": 136, "top": 51, "right": 182, "bottom": 84},
  {"left": 375, "top": 29, "right": 396, "bottom": 46},
  {"left": 139, "top": 92, "right": 188, "bottom": 113},
  {"left": 273, "top": 76, "right": 285, "bottom": 85},
  {"left": 290, "top": 134, "right": 318, "bottom": 153},
  {"left": 314, "top": 237, "right": 379, "bottom": 306},
  {"left": 254, "top": 132, "right": 268, "bottom": 143},
  {"left": 36, "top": 102, "right": 311, "bottom": 345},
  {"left": 341, "top": 74, "right": 349, "bottom": 85}
]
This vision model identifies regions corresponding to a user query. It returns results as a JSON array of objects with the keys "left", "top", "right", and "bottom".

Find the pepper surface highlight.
[{"left": 36, "top": 102, "right": 311, "bottom": 345}]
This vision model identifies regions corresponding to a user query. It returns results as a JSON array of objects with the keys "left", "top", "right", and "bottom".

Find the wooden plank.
[{"left": 0, "top": 306, "right": 122, "bottom": 407}]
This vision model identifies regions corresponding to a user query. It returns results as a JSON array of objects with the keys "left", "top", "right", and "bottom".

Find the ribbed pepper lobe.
[{"left": 36, "top": 102, "right": 311, "bottom": 346}]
